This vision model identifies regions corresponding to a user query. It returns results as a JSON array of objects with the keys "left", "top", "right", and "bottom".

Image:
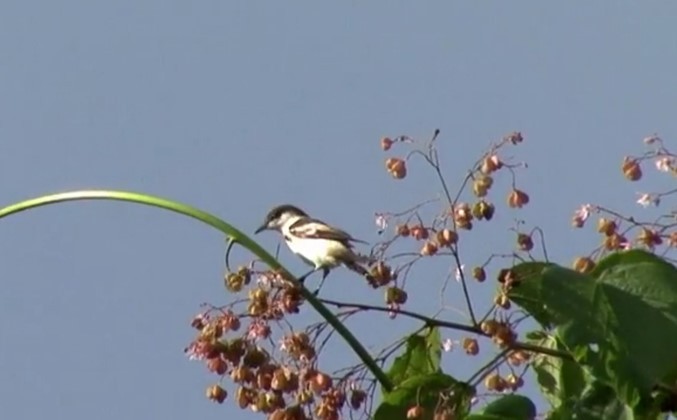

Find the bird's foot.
[{"left": 296, "top": 268, "right": 318, "bottom": 285}]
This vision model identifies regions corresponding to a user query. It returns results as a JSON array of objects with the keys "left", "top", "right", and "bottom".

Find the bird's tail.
[
  {"left": 344, "top": 260, "right": 369, "bottom": 276},
  {"left": 353, "top": 251, "right": 376, "bottom": 265},
  {"left": 344, "top": 260, "right": 376, "bottom": 286}
]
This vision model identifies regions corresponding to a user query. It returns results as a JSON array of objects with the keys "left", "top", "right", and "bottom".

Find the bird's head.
[{"left": 255, "top": 204, "right": 308, "bottom": 234}]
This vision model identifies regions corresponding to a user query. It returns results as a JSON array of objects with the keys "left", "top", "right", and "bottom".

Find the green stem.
[{"left": 0, "top": 189, "right": 393, "bottom": 391}]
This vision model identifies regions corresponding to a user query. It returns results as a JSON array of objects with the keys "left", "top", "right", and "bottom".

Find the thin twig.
[{"left": 467, "top": 348, "right": 510, "bottom": 386}]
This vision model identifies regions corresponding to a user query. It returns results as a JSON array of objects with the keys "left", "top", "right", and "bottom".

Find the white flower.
[
  {"left": 643, "top": 134, "right": 661, "bottom": 145},
  {"left": 572, "top": 204, "right": 593, "bottom": 227},
  {"left": 279, "top": 338, "right": 288, "bottom": 353},
  {"left": 374, "top": 213, "right": 388, "bottom": 230},
  {"left": 442, "top": 338, "right": 454, "bottom": 352},
  {"left": 637, "top": 193, "right": 660, "bottom": 208},
  {"left": 655, "top": 156, "right": 674, "bottom": 173},
  {"left": 256, "top": 273, "right": 272, "bottom": 287}
]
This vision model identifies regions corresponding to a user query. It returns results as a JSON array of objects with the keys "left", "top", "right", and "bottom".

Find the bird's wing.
[{"left": 288, "top": 217, "right": 368, "bottom": 244}]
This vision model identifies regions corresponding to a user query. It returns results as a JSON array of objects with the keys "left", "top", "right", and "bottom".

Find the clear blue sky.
[{"left": 1, "top": 2, "right": 675, "bottom": 419}]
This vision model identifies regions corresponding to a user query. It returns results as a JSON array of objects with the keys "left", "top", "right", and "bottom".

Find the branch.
[
  {"left": 510, "top": 341, "right": 574, "bottom": 361},
  {"left": 319, "top": 298, "right": 481, "bottom": 334},
  {"left": 405, "top": 130, "right": 478, "bottom": 325},
  {"left": 319, "top": 298, "right": 575, "bottom": 361}
]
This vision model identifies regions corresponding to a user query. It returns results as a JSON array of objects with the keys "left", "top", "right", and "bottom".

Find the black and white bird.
[{"left": 255, "top": 204, "right": 372, "bottom": 293}]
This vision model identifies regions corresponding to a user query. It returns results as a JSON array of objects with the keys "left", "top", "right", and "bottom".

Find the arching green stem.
[{"left": 0, "top": 190, "right": 393, "bottom": 391}]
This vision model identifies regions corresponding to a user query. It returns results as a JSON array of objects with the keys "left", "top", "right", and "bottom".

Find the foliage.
[{"left": 1, "top": 132, "right": 676, "bottom": 419}]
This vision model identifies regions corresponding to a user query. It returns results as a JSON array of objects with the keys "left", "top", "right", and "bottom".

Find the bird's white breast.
[
  {"left": 281, "top": 216, "right": 349, "bottom": 269},
  {"left": 284, "top": 236, "right": 347, "bottom": 268}
]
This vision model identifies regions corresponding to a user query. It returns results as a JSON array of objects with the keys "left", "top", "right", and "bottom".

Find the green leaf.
[
  {"left": 386, "top": 327, "right": 442, "bottom": 391},
  {"left": 546, "top": 382, "right": 636, "bottom": 420},
  {"left": 525, "top": 330, "right": 548, "bottom": 341},
  {"left": 506, "top": 262, "right": 557, "bottom": 328},
  {"left": 508, "top": 250, "right": 677, "bottom": 411},
  {"left": 479, "top": 394, "right": 537, "bottom": 419},
  {"left": 466, "top": 395, "right": 537, "bottom": 420},
  {"left": 374, "top": 373, "right": 472, "bottom": 420},
  {"left": 527, "top": 331, "right": 587, "bottom": 409}
]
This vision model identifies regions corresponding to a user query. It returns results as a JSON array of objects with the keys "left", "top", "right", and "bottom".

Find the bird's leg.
[
  {"left": 312, "top": 268, "right": 331, "bottom": 296},
  {"left": 297, "top": 267, "right": 319, "bottom": 284}
]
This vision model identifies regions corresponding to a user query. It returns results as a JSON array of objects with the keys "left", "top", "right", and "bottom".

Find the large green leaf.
[
  {"left": 466, "top": 394, "right": 537, "bottom": 420},
  {"left": 503, "top": 262, "right": 557, "bottom": 328},
  {"left": 527, "top": 331, "right": 587, "bottom": 409},
  {"left": 386, "top": 327, "right": 442, "bottom": 391},
  {"left": 508, "top": 250, "right": 677, "bottom": 410},
  {"left": 526, "top": 333, "right": 669, "bottom": 419},
  {"left": 374, "top": 373, "right": 472, "bottom": 420},
  {"left": 546, "top": 382, "right": 637, "bottom": 420}
]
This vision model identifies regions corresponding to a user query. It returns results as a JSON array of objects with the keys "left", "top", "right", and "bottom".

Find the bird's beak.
[{"left": 254, "top": 223, "right": 268, "bottom": 234}]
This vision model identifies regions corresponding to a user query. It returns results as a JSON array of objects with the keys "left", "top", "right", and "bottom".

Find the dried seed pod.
[
  {"left": 206, "top": 384, "right": 228, "bottom": 403},
  {"left": 622, "top": 157, "right": 642, "bottom": 181},
  {"left": 573, "top": 256, "right": 595, "bottom": 273},
  {"left": 507, "top": 189, "right": 530, "bottom": 208},
  {"left": 381, "top": 137, "right": 394, "bottom": 151}
]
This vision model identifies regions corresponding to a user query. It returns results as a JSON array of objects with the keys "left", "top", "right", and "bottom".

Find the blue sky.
[{"left": 1, "top": 2, "right": 676, "bottom": 419}]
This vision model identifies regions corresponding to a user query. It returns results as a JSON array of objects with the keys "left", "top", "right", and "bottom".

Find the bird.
[{"left": 254, "top": 204, "right": 372, "bottom": 294}]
